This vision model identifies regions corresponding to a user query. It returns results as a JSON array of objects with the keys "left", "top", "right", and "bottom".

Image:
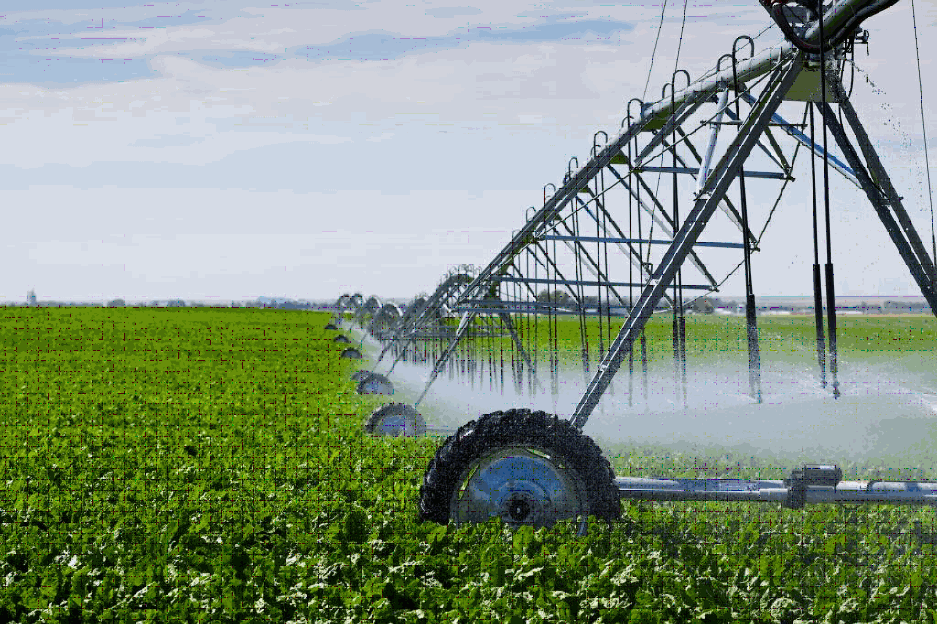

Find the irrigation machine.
[{"left": 334, "top": 0, "right": 937, "bottom": 534}]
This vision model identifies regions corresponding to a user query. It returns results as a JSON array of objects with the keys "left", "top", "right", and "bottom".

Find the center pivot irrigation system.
[{"left": 326, "top": 0, "right": 937, "bottom": 533}]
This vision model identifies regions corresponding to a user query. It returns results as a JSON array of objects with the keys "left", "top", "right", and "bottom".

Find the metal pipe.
[
  {"left": 640, "top": 0, "right": 885, "bottom": 125},
  {"left": 732, "top": 37, "right": 763, "bottom": 405},
  {"left": 697, "top": 87, "right": 730, "bottom": 194},
  {"left": 808, "top": 105, "right": 828, "bottom": 388},
  {"left": 615, "top": 476, "right": 937, "bottom": 506}
]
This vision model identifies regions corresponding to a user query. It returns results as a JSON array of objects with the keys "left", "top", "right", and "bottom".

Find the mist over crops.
[{"left": 354, "top": 320, "right": 937, "bottom": 465}]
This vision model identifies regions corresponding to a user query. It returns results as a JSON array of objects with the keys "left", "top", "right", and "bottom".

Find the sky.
[{"left": 2, "top": 0, "right": 935, "bottom": 304}]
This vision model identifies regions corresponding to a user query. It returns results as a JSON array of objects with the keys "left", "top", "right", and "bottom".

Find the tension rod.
[
  {"left": 818, "top": 9, "right": 841, "bottom": 399},
  {"left": 808, "top": 104, "right": 828, "bottom": 388},
  {"left": 668, "top": 78, "right": 688, "bottom": 407},
  {"left": 732, "top": 39, "right": 763, "bottom": 404}
]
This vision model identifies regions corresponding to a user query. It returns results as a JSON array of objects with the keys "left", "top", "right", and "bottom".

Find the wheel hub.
[
  {"left": 507, "top": 495, "right": 533, "bottom": 522},
  {"left": 450, "top": 447, "right": 586, "bottom": 529},
  {"left": 378, "top": 415, "right": 406, "bottom": 436}
]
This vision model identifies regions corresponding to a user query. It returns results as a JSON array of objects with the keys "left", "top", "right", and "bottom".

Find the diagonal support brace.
[
  {"left": 570, "top": 59, "right": 802, "bottom": 430},
  {"left": 817, "top": 101, "right": 937, "bottom": 312}
]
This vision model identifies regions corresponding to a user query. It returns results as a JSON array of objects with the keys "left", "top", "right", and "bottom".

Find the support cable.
[
  {"left": 910, "top": 0, "right": 937, "bottom": 279},
  {"left": 642, "top": 0, "right": 670, "bottom": 102},
  {"left": 673, "top": 0, "right": 689, "bottom": 73}
]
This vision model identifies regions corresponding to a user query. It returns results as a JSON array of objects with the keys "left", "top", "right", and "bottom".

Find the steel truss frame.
[
  {"left": 404, "top": 0, "right": 936, "bottom": 438},
  {"left": 357, "top": 266, "right": 539, "bottom": 395}
]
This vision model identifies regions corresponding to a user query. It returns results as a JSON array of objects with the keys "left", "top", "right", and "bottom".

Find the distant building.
[{"left": 27, "top": 290, "right": 37, "bottom": 307}]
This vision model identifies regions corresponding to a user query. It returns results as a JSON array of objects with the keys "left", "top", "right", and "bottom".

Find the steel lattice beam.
[{"left": 570, "top": 59, "right": 802, "bottom": 429}]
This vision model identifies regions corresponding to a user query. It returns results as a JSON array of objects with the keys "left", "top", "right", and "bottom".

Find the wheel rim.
[
  {"left": 450, "top": 446, "right": 587, "bottom": 529},
  {"left": 357, "top": 374, "right": 394, "bottom": 395},
  {"left": 368, "top": 404, "right": 425, "bottom": 437},
  {"left": 376, "top": 415, "right": 406, "bottom": 436}
]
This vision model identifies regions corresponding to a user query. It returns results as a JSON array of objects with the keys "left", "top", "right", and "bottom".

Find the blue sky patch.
[
  {"left": 194, "top": 50, "right": 284, "bottom": 69},
  {"left": 294, "top": 30, "right": 452, "bottom": 62},
  {"left": 425, "top": 6, "right": 483, "bottom": 19},
  {"left": 3, "top": 0, "right": 162, "bottom": 12},
  {"left": 123, "top": 9, "right": 212, "bottom": 30},
  {"left": 0, "top": 20, "right": 151, "bottom": 85},
  {"left": 1, "top": 9, "right": 633, "bottom": 85},
  {"left": 0, "top": 10, "right": 211, "bottom": 85},
  {"left": 293, "top": 19, "right": 633, "bottom": 63},
  {"left": 0, "top": 53, "right": 154, "bottom": 85}
]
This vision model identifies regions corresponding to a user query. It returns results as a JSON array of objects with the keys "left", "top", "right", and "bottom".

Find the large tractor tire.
[
  {"left": 364, "top": 403, "right": 426, "bottom": 437},
  {"left": 418, "top": 409, "right": 620, "bottom": 529}
]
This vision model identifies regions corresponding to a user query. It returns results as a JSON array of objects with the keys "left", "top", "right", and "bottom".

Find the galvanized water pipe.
[
  {"left": 639, "top": 0, "right": 879, "bottom": 126},
  {"left": 696, "top": 86, "right": 730, "bottom": 195},
  {"left": 615, "top": 476, "right": 937, "bottom": 507}
]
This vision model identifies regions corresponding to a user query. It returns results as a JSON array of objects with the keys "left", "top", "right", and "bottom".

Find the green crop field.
[
  {"left": 449, "top": 312, "right": 937, "bottom": 370},
  {"left": 2, "top": 307, "right": 937, "bottom": 622}
]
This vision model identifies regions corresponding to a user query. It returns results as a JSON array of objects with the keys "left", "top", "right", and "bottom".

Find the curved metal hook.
[
  {"left": 592, "top": 130, "right": 608, "bottom": 157},
  {"left": 661, "top": 81, "right": 674, "bottom": 101},
  {"left": 568, "top": 156, "right": 579, "bottom": 177},
  {"left": 543, "top": 183, "right": 557, "bottom": 205},
  {"left": 627, "top": 97, "right": 645, "bottom": 118},
  {"left": 730, "top": 36, "right": 754, "bottom": 92},
  {"left": 732, "top": 35, "right": 755, "bottom": 62},
  {"left": 623, "top": 97, "right": 645, "bottom": 129},
  {"left": 671, "top": 69, "right": 691, "bottom": 94}
]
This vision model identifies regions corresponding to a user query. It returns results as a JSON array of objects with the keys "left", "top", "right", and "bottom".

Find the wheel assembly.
[
  {"left": 356, "top": 372, "right": 395, "bottom": 395},
  {"left": 418, "top": 409, "right": 620, "bottom": 529},
  {"left": 340, "top": 348, "right": 362, "bottom": 360},
  {"left": 333, "top": 335, "right": 352, "bottom": 344},
  {"left": 351, "top": 369, "right": 372, "bottom": 382},
  {"left": 364, "top": 403, "right": 426, "bottom": 437},
  {"left": 324, "top": 322, "right": 338, "bottom": 330}
]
